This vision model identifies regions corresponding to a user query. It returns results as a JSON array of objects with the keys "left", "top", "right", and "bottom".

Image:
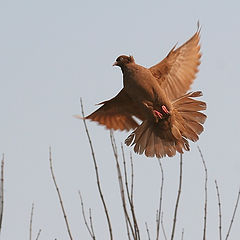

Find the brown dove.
[{"left": 85, "top": 26, "right": 206, "bottom": 158}]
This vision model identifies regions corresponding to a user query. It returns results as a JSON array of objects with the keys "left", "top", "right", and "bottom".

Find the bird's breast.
[{"left": 123, "top": 67, "right": 168, "bottom": 106}]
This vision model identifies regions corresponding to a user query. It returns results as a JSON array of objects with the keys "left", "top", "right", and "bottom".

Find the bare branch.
[
  {"left": 49, "top": 147, "right": 73, "bottom": 240},
  {"left": 161, "top": 212, "right": 167, "bottom": 240},
  {"left": 215, "top": 180, "right": 222, "bottom": 240},
  {"left": 197, "top": 146, "right": 208, "bottom": 240},
  {"left": 121, "top": 144, "right": 131, "bottom": 205},
  {"left": 120, "top": 143, "right": 140, "bottom": 240},
  {"left": 0, "top": 154, "right": 4, "bottom": 233},
  {"left": 130, "top": 152, "right": 134, "bottom": 203},
  {"left": 156, "top": 159, "right": 164, "bottom": 240},
  {"left": 124, "top": 217, "right": 131, "bottom": 240},
  {"left": 109, "top": 131, "right": 136, "bottom": 240},
  {"left": 225, "top": 187, "right": 240, "bottom": 240},
  {"left": 35, "top": 229, "right": 41, "bottom": 240},
  {"left": 170, "top": 154, "right": 183, "bottom": 240},
  {"left": 121, "top": 144, "right": 131, "bottom": 240},
  {"left": 89, "top": 208, "right": 96, "bottom": 240},
  {"left": 181, "top": 228, "right": 184, "bottom": 240},
  {"left": 78, "top": 191, "right": 95, "bottom": 239},
  {"left": 29, "top": 203, "right": 34, "bottom": 240},
  {"left": 80, "top": 98, "right": 113, "bottom": 240},
  {"left": 145, "top": 222, "right": 151, "bottom": 240},
  {"left": 29, "top": 203, "right": 41, "bottom": 240}
]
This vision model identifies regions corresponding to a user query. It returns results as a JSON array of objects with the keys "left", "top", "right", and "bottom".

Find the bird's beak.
[{"left": 112, "top": 61, "right": 118, "bottom": 66}]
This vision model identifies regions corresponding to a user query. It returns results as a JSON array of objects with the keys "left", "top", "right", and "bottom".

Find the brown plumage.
[{"left": 85, "top": 26, "right": 206, "bottom": 158}]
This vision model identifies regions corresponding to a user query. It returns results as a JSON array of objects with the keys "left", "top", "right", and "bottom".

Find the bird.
[{"left": 84, "top": 25, "right": 206, "bottom": 158}]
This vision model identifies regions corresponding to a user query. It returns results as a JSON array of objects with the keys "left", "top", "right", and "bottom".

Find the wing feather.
[
  {"left": 86, "top": 89, "right": 145, "bottom": 131},
  {"left": 149, "top": 26, "right": 201, "bottom": 100}
]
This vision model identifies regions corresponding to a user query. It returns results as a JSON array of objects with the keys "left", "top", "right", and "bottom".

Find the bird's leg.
[
  {"left": 143, "top": 101, "right": 169, "bottom": 122},
  {"left": 153, "top": 105, "right": 170, "bottom": 122},
  {"left": 143, "top": 101, "right": 162, "bottom": 122}
]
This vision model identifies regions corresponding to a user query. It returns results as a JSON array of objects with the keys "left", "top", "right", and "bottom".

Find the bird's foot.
[
  {"left": 153, "top": 110, "right": 163, "bottom": 119},
  {"left": 162, "top": 105, "right": 169, "bottom": 114},
  {"left": 153, "top": 105, "right": 170, "bottom": 121}
]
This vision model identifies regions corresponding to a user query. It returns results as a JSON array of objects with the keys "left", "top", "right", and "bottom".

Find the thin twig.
[
  {"left": 80, "top": 98, "right": 113, "bottom": 240},
  {"left": 215, "top": 180, "right": 222, "bottom": 240},
  {"left": 225, "top": 187, "right": 240, "bottom": 240},
  {"left": 121, "top": 143, "right": 140, "bottom": 240},
  {"left": 156, "top": 159, "right": 164, "bottom": 240},
  {"left": 121, "top": 144, "right": 132, "bottom": 205},
  {"left": 121, "top": 144, "right": 133, "bottom": 240},
  {"left": 145, "top": 222, "right": 151, "bottom": 240},
  {"left": 109, "top": 131, "right": 136, "bottom": 240},
  {"left": 130, "top": 152, "right": 134, "bottom": 203},
  {"left": 89, "top": 208, "right": 96, "bottom": 240},
  {"left": 198, "top": 146, "right": 208, "bottom": 240},
  {"left": 124, "top": 216, "right": 131, "bottom": 240},
  {"left": 181, "top": 228, "right": 184, "bottom": 240},
  {"left": 170, "top": 154, "right": 183, "bottom": 240},
  {"left": 0, "top": 154, "right": 4, "bottom": 233},
  {"left": 29, "top": 203, "right": 34, "bottom": 240},
  {"left": 161, "top": 212, "right": 167, "bottom": 240},
  {"left": 49, "top": 147, "right": 73, "bottom": 240},
  {"left": 35, "top": 229, "right": 41, "bottom": 240},
  {"left": 78, "top": 191, "right": 95, "bottom": 239},
  {"left": 29, "top": 204, "right": 41, "bottom": 240}
]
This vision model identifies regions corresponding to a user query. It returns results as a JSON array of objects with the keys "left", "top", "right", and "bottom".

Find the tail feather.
[
  {"left": 131, "top": 121, "right": 147, "bottom": 145},
  {"left": 139, "top": 127, "right": 152, "bottom": 154},
  {"left": 187, "top": 121, "right": 204, "bottom": 135},
  {"left": 125, "top": 120, "right": 180, "bottom": 158},
  {"left": 176, "top": 141, "right": 184, "bottom": 153},
  {"left": 171, "top": 124, "right": 182, "bottom": 140},
  {"left": 181, "top": 124, "right": 199, "bottom": 142},
  {"left": 154, "top": 134, "right": 164, "bottom": 158},
  {"left": 175, "top": 99, "right": 206, "bottom": 112},
  {"left": 145, "top": 130, "right": 155, "bottom": 157},
  {"left": 173, "top": 91, "right": 206, "bottom": 142},
  {"left": 181, "top": 111, "right": 207, "bottom": 124},
  {"left": 125, "top": 91, "right": 206, "bottom": 158},
  {"left": 173, "top": 113, "right": 199, "bottom": 141},
  {"left": 135, "top": 127, "right": 151, "bottom": 155},
  {"left": 163, "top": 141, "right": 176, "bottom": 157}
]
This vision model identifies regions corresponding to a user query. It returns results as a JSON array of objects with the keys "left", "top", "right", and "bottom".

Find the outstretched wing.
[
  {"left": 149, "top": 26, "right": 201, "bottom": 101},
  {"left": 85, "top": 89, "right": 145, "bottom": 131}
]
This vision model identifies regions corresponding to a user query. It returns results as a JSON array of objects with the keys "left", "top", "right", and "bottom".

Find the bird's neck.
[
  {"left": 120, "top": 64, "right": 133, "bottom": 74},
  {"left": 120, "top": 65, "right": 128, "bottom": 74}
]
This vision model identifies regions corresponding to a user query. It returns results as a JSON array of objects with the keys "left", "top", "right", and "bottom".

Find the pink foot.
[
  {"left": 162, "top": 105, "right": 169, "bottom": 114},
  {"left": 153, "top": 110, "right": 163, "bottom": 119}
]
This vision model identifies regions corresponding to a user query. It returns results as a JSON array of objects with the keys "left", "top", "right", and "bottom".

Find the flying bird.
[{"left": 85, "top": 26, "right": 206, "bottom": 158}]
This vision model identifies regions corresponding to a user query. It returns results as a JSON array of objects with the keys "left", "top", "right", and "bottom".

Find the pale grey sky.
[{"left": 0, "top": 0, "right": 240, "bottom": 239}]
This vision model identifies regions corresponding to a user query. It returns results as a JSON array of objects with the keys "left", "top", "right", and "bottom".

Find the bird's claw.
[
  {"left": 153, "top": 105, "right": 170, "bottom": 121},
  {"left": 162, "top": 105, "right": 169, "bottom": 114},
  {"left": 153, "top": 110, "right": 163, "bottom": 119}
]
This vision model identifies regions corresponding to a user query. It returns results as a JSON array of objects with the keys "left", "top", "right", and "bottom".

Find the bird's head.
[{"left": 113, "top": 55, "right": 135, "bottom": 68}]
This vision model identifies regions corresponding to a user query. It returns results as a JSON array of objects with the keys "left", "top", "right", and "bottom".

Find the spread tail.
[{"left": 125, "top": 91, "right": 206, "bottom": 158}]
